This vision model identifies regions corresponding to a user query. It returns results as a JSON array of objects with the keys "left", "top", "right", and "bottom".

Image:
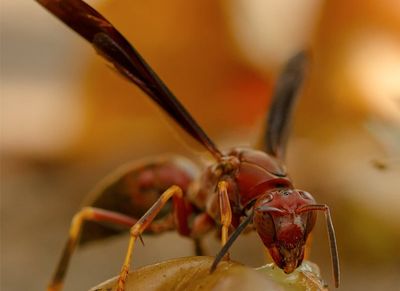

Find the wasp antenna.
[
  {"left": 324, "top": 206, "right": 340, "bottom": 288},
  {"left": 297, "top": 204, "right": 340, "bottom": 288},
  {"left": 210, "top": 211, "right": 254, "bottom": 273}
]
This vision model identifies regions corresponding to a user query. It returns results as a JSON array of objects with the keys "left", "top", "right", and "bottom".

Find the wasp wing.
[
  {"left": 264, "top": 51, "right": 308, "bottom": 161},
  {"left": 36, "top": 0, "right": 222, "bottom": 160}
]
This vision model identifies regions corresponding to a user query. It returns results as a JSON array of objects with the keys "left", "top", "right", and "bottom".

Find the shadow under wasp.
[{"left": 35, "top": 0, "right": 340, "bottom": 290}]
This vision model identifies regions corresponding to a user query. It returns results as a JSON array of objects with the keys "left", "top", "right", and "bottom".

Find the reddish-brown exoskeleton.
[{"left": 36, "top": 1, "right": 340, "bottom": 290}]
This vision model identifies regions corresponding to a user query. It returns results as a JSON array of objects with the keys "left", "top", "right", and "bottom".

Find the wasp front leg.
[
  {"left": 216, "top": 180, "right": 233, "bottom": 261},
  {"left": 217, "top": 181, "right": 232, "bottom": 247}
]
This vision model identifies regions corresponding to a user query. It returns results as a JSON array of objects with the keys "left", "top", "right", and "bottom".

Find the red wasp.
[{"left": 36, "top": 1, "right": 340, "bottom": 290}]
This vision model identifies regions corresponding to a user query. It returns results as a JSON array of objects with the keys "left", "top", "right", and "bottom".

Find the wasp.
[{"left": 36, "top": 1, "right": 340, "bottom": 290}]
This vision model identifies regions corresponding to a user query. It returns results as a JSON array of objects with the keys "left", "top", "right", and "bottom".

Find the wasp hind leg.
[{"left": 47, "top": 207, "right": 139, "bottom": 291}]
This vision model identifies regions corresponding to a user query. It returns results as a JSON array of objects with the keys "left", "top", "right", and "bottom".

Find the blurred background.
[{"left": 1, "top": 0, "right": 399, "bottom": 290}]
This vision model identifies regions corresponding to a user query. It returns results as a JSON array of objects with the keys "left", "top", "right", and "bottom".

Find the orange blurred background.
[{"left": 1, "top": 0, "right": 399, "bottom": 290}]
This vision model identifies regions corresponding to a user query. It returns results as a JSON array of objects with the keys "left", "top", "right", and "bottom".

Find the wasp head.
[{"left": 253, "top": 188, "right": 317, "bottom": 273}]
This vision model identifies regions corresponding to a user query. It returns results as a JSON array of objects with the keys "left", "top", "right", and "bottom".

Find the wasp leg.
[
  {"left": 116, "top": 185, "right": 183, "bottom": 291},
  {"left": 193, "top": 238, "right": 204, "bottom": 256},
  {"left": 166, "top": 183, "right": 212, "bottom": 256},
  {"left": 217, "top": 181, "right": 232, "bottom": 260},
  {"left": 47, "top": 207, "right": 140, "bottom": 291},
  {"left": 190, "top": 213, "right": 216, "bottom": 256}
]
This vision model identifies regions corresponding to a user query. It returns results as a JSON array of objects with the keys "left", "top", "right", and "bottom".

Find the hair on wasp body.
[{"left": 35, "top": 1, "right": 340, "bottom": 290}]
